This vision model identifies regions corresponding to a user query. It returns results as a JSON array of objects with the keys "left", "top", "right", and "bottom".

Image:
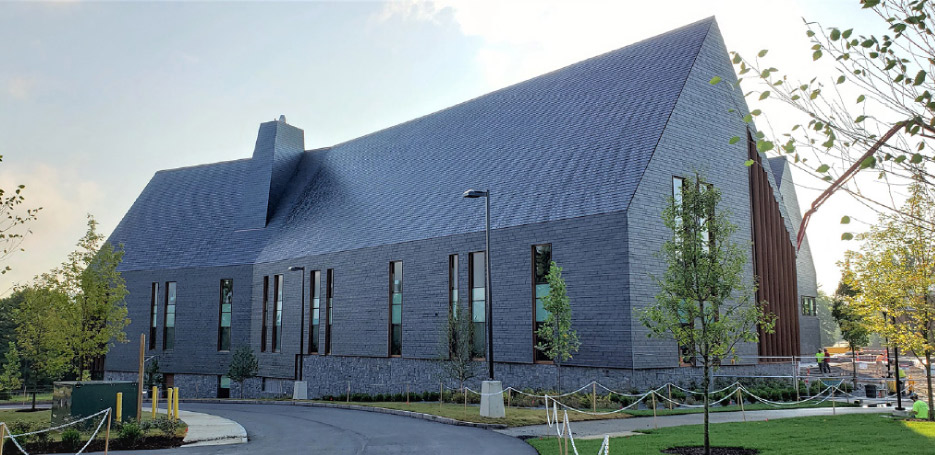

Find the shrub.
[
  {"left": 154, "top": 417, "right": 181, "bottom": 437},
  {"left": 118, "top": 422, "right": 142, "bottom": 447},
  {"left": 61, "top": 428, "right": 82, "bottom": 451}
]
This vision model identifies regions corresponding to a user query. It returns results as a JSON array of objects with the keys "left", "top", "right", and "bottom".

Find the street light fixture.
[
  {"left": 288, "top": 266, "right": 306, "bottom": 382},
  {"left": 462, "top": 189, "right": 494, "bottom": 380}
]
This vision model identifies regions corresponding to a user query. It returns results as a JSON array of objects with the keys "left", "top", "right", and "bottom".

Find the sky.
[{"left": 0, "top": 0, "right": 888, "bottom": 295}]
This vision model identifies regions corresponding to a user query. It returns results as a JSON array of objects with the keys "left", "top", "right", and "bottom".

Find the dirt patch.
[
  {"left": 4, "top": 435, "right": 184, "bottom": 453},
  {"left": 662, "top": 446, "right": 759, "bottom": 455}
]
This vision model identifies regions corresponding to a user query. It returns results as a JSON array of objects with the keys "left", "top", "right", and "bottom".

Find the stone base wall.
[{"left": 107, "top": 359, "right": 795, "bottom": 400}]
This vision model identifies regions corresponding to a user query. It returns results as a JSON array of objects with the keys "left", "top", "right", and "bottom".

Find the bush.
[
  {"left": 118, "top": 422, "right": 142, "bottom": 447},
  {"left": 154, "top": 417, "right": 181, "bottom": 437},
  {"left": 61, "top": 428, "right": 82, "bottom": 451}
]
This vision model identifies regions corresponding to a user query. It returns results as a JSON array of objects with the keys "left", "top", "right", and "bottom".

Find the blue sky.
[{"left": 1, "top": 0, "right": 883, "bottom": 294}]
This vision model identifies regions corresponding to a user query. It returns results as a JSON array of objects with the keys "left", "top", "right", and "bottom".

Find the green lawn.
[
  {"left": 527, "top": 414, "right": 935, "bottom": 454},
  {"left": 316, "top": 401, "right": 632, "bottom": 427},
  {"left": 0, "top": 392, "right": 53, "bottom": 404}
]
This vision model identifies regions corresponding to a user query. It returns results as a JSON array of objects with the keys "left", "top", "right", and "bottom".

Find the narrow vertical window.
[
  {"left": 310, "top": 271, "right": 321, "bottom": 354},
  {"left": 149, "top": 283, "right": 159, "bottom": 350},
  {"left": 261, "top": 276, "right": 269, "bottom": 352},
  {"left": 802, "top": 296, "right": 817, "bottom": 316},
  {"left": 469, "top": 252, "right": 486, "bottom": 358},
  {"left": 673, "top": 176, "right": 685, "bottom": 230},
  {"left": 325, "top": 269, "right": 334, "bottom": 355},
  {"left": 389, "top": 261, "right": 403, "bottom": 356},
  {"left": 449, "top": 255, "right": 459, "bottom": 317},
  {"left": 163, "top": 282, "right": 176, "bottom": 350},
  {"left": 533, "top": 244, "right": 552, "bottom": 362},
  {"left": 272, "top": 274, "right": 283, "bottom": 352},
  {"left": 218, "top": 279, "right": 233, "bottom": 351}
]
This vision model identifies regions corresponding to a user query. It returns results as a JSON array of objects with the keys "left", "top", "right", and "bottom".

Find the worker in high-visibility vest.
[{"left": 816, "top": 351, "right": 825, "bottom": 373}]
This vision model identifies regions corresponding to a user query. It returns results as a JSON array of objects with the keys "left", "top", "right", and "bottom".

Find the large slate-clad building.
[{"left": 105, "top": 18, "right": 820, "bottom": 398}]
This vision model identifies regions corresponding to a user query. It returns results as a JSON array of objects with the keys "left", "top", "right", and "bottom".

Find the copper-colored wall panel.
[{"left": 748, "top": 136, "right": 800, "bottom": 359}]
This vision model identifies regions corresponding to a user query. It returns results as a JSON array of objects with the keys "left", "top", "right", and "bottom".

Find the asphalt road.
[{"left": 113, "top": 402, "right": 536, "bottom": 455}]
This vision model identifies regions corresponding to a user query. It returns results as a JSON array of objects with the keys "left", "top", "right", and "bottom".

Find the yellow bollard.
[
  {"left": 173, "top": 387, "right": 180, "bottom": 421},
  {"left": 167, "top": 388, "right": 174, "bottom": 420},
  {"left": 152, "top": 387, "right": 158, "bottom": 419},
  {"left": 116, "top": 392, "right": 123, "bottom": 422}
]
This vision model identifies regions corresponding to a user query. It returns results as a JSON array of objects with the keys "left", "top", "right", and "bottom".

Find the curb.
[{"left": 180, "top": 399, "right": 508, "bottom": 430}]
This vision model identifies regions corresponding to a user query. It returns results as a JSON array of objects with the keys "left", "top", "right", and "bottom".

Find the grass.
[
  {"left": 527, "top": 413, "right": 935, "bottom": 454},
  {"left": 0, "top": 392, "right": 54, "bottom": 404},
  {"left": 315, "top": 401, "right": 632, "bottom": 427},
  {"left": 0, "top": 409, "right": 187, "bottom": 439}
]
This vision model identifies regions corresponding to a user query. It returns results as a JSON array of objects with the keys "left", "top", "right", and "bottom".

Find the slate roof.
[{"left": 110, "top": 17, "right": 718, "bottom": 271}]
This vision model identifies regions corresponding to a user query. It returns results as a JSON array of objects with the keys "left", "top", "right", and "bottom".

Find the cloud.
[
  {"left": 6, "top": 76, "right": 37, "bottom": 100},
  {"left": 0, "top": 162, "right": 104, "bottom": 294}
]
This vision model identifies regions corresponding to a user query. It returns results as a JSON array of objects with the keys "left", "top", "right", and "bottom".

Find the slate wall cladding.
[
  {"left": 769, "top": 157, "right": 822, "bottom": 354},
  {"left": 105, "top": 265, "right": 255, "bottom": 375},
  {"left": 626, "top": 20, "right": 772, "bottom": 369},
  {"left": 251, "top": 210, "right": 631, "bottom": 380}
]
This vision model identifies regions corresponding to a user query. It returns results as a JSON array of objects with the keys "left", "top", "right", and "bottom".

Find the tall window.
[
  {"left": 163, "top": 282, "right": 176, "bottom": 350},
  {"left": 673, "top": 176, "right": 685, "bottom": 229},
  {"left": 533, "top": 244, "right": 552, "bottom": 362},
  {"left": 149, "top": 283, "right": 159, "bottom": 350},
  {"left": 272, "top": 275, "right": 283, "bottom": 352},
  {"left": 449, "top": 255, "right": 459, "bottom": 317},
  {"left": 389, "top": 261, "right": 403, "bottom": 356},
  {"left": 325, "top": 269, "right": 333, "bottom": 355},
  {"left": 310, "top": 271, "right": 321, "bottom": 354},
  {"left": 261, "top": 276, "right": 269, "bottom": 352},
  {"left": 469, "top": 252, "right": 486, "bottom": 358},
  {"left": 802, "top": 296, "right": 817, "bottom": 316},
  {"left": 218, "top": 279, "right": 233, "bottom": 351}
]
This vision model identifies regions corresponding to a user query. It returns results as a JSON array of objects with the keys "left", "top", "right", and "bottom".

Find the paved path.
[
  {"left": 498, "top": 406, "right": 893, "bottom": 439},
  {"left": 112, "top": 402, "right": 535, "bottom": 454}
]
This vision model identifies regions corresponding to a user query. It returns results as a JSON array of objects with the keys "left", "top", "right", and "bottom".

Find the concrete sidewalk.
[
  {"left": 497, "top": 406, "right": 893, "bottom": 439},
  {"left": 156, "top": 408, "right": 248, "bottom": 447}
]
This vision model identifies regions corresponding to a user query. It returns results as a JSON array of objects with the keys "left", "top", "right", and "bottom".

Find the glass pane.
[
  {"left": 166, "top": 313, "right": 175, "bottom": 327},
  {"left": 471, "top": 252, "right": 485, "bottom": 285},
  {"left": 312, "top": 297, "right": 320, "bottom": 310},
  {"left": 276, "top": 312, "right": 282, "bottom": 325},
  {"left": 472, "top": 288, "right": 485, "bottom": 301},
  {"left": 534, "top": 244, "right": 552, "bottom": 283},
  {"left": 535, "top": 283, "right": 550, "bottom": 299},
  {"left": 221, "top": 303, "right": 232, "bottom": 314},
  {"left": 472, "top": 324, "right": 485, "bottom": 357},
  {"left": 312, "top": 272, "right": 321, "bottom": 298},
  {"left": 165, "top": 328, "right": 175, "bottom": 349},
  {"left": 392, "top": 305, "right": 401, "bottom": 324},
  {"left": 220, "top": 376, "right": 231, "bottom": 388},
  {"left": 312, "top": 309, "right": 319, "bottom": 324},
  {"left": 392, "top": 293, "right": 402, "bottom": 305},
  {"left": 221, "top": 313, "right": 231, "bottom": 327},
  {"left": 472, "top": 303, "right": 485, "bottom": 322},
  {"left": 391, "top": 326, "right": 402, "bottom": 355},
  {"left": 167, "top": 306, "right": 175, "bottom": 316},
  {"left": 220, "top": 328, "right": 230, "bottom": 351},
  {"left": 536, "top": 299, "right": 549, "bottom": 322}
]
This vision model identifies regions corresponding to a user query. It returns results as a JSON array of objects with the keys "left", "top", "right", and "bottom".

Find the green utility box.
[{"left": 52, "top": 381, "right": 138, "bottom": 425}]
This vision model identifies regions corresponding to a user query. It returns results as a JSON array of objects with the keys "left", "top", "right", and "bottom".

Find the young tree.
[
  {"left": 14, "top": 282, "right": 69, "bottom": 410},
  {"left": 846, "top": 180, "right": 935, "bottom": 420},
  {"left": 228, "top": 346, "right": 258, "bottom": 399},
  {"left": 534, "top": 262, "right": 580, "bottom": 392},
  {"left": 0, "top": 155, "right": 41, "bottom": 274},
  {"left": 55, "top": 216, "right": 130, "bottom": 378},
  {"left": 439, "top": 300, "right": 479, "bottom": 395},
  {"left": 832, "top": 277, "right": 871, "bottom": 389},
  {"left": 144, "top": 357, "right": 165, "bottom": 391},
  {"left": 640, "top": 175, "right": 775, "bottom": 455}
]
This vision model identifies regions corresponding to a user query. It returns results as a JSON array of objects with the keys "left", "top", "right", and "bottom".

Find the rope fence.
[{"left": 1, "top": 408, "right": 111, "bottom": 455}]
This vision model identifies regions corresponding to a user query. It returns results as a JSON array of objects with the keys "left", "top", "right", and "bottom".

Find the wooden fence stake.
[
  {"left": 440, "top": 381, "right": 443, "bottom": 407},
  {"left": 1, "top": 422, "right": 7, "bottom": 455},
  {"left": 152, "top": 387, "right": 158, "bottom": 419},
  {"left": 651, "top": 392, "right": 658, "bottom": 429},
  {"left": 463, "top": 386, "right": 467, "bottom": 409},
  {"left": 104, "top": 409, "right": 112, "bottom": 455},
  {"left": 737, "top": 388, "right": 746, "bottom": 422},
  {"left": 592, "top": 383, "right": 597, "bottom": 412},
  {"left": 347, "top": 381, "right": 350, "bottom": 404},
  {"left": 832, "top": 387, "right": 836, "bottom": 415},
  {"left": 507, "top": 388, "right": 511, "bottom": 408},
  {"left": 406, "top": 383, "right": 410, "bottom": 405},
  {"left": 668, "top": 384, "right": 673, "bottom": 410}
]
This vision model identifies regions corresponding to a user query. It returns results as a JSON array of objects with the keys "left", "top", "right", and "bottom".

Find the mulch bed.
[
  {"left": 4, "top": 436, "right": 184, "bottom": 453},
  {"left": 662, "top": 447, "right": 759, "bottom": 455}
]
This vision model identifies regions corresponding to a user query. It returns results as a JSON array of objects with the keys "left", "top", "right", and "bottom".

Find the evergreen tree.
[{"left": 228, "top": 346, "right": 258, "bottom": 399}]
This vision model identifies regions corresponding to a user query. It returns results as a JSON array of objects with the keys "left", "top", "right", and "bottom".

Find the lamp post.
[
  {"left": 463, "top": 189, "right": 494, "bottom": 380},
  {"left": 288, "top": 266, "right": 306, "bottom": 382}
]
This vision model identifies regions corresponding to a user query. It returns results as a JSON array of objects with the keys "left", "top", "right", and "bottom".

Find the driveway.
[{"left": 112, "top": 402, "right": 536, "bottom": 455}]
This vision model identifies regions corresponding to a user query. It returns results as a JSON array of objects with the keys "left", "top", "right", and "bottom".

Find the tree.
[
  {"left": 832, "top": 276, "right": 871, "bottom": 388},
  {"left": 144, "top": 357, "right": 165, "bottom": 391},
  {"left": 640, "top": 175, "right": 775, "bottom": 455},
  {"left": 0, "top": 342, "right": 23, "bottom": 395},
  {"left": 816, "top": 291, "right": 841, "bottom": 346},
  {"left": 55, "top": 216, "right": 130, "bottom": 378},
  {"left": 534, "top": 262, "right": 580, "bottom": 392},
  {"left": 0, "top": 155, "right": 41, "bottom": 274},
  {"left": 14, "top": 282, "right": 69, "bottom": 410},
  {"left": 227, "top": 346, "right": 258, "bottom": 399},
  {"left": 727, "top": 0, "right": 935, "bottom": 237},
  {"left": 0, "top": 292, "right": 25, "bottom": 360},
  {"left": 845, "top": 180, "right": 935, "bottom": 420},
  {"left": 439, "top": 300, "right": 479, "bottom": 395}
]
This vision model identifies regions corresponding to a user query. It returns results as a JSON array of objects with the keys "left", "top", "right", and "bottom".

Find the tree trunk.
[
  {"left": 240, "top": 380, "right": 245, "bottom": 399},
  {"left": 31, "top": 390, "right": 36, "bottom": 411},
  {"left": 851, "top": 346, "right": 858, "bottom": 391},
  {"left": 703, "top": 357, "right": 710, "bottom": 455},
  {"left": 926, "top": 351, "right": 934, "bottom": 421},
  {"left": 556, "top": 361, "right": 562, "bottom": 393}
]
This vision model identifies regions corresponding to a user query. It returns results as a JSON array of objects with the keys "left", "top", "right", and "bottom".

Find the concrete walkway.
[
  {"left": 497, "top": 406, "right": 893, "bottom": 439},
  {"left": 156, "top": 408, "right": 247, "bottom": 447}
]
